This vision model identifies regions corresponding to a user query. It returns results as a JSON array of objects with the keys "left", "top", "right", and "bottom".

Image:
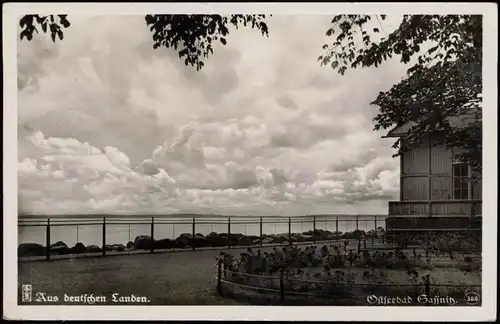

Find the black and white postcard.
[{"left": 3, "top": 2, "right": 497, "bottom": 321}]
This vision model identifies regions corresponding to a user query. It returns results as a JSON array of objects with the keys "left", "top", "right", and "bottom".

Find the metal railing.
[{"left": 18, "top": 214, "right": 387, "bottom": 261}]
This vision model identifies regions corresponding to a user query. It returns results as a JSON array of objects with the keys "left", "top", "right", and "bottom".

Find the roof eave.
[
  {"left": 382, "top": 124, "right": 408, "bottom": 138},
  {"left": 381, "top": 134, "right": 403, "bottom": 138}
]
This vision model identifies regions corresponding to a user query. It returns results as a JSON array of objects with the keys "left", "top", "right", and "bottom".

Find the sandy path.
[{"left": 19, "top": 244, "right": 324, "bottom": 305}]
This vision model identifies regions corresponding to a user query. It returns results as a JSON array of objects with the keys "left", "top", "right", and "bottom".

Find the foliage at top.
[
  {"left": 18, "top": 14, "right": 270, "bottom": 71},
  {"left": 319, "top": 15, "right": 482, "bottom": 177},
  {"left": 145, "top": 15, "right": 269, "bottom": 70},
  {"left": 19, "top": 15, "right": 71, "bottom": 42}
]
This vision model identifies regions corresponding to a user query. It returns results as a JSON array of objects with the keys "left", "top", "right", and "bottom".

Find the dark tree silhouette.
[
  {"left": 19, "top": 14, "right": 270, "bottom": 70},
  {"left": 19, "top": 15, "right": 71, "bottom": 42},
  {"left": 319, "top": 15, "right": 482, "bottom": 177}
]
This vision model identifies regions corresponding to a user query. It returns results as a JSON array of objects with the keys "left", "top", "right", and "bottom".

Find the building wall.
[
  {"left": 400, "top": 134, "right": 481, "bottom": 201},
  {"left": 402, "top": 139, "right": 429, "bottom": 174},
  {"left": 473, "top": 182, "right": 482, "bottom": 200},
  {"left": 402, "top": 177, "right": 428, "bottom": 200}
]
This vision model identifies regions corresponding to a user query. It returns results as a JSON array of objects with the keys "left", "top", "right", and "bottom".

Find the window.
[{"left": 452, "top": 163, "right": 469, "bottom": 200}]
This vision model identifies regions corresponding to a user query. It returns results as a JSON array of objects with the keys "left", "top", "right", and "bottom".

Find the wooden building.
[{"left": 383, "top": 114, "right": 482, "bottom": 240}]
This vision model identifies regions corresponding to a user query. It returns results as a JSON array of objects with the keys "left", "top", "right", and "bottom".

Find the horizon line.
[{"left": 18, "top": 213, "right": 388, "bottom": 219}]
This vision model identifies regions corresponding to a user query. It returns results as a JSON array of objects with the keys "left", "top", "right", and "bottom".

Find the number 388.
[{"left": 464, "top": 292, "right": 480, "bottom": 305}]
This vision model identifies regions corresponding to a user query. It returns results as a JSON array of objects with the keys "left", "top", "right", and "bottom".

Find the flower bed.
[
  {"left": 391, "top": 231, "right": 482, "bottom": 253},
  {"left": 217, "top": 244, "right": 481, "bottom": 305}
]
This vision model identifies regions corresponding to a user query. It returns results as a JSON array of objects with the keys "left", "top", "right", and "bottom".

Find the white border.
[{"left": 3, "top": 2, "right": 497, "bottom": 321}]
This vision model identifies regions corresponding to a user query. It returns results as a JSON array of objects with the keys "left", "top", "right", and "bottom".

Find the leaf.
[
  {"left": 220, "top": 37, "right": 226, "bottom": 45},
  {"left": 373, "top": 28, "right": 379, "bottom": 33},
  {"left": 20, "top": 29, "right": 28, "bottom": 40},
  {"left": 57, "top": 30, "right": 63, "bottom": 40},
  {"left": 35, "top": 15, "right": 45, "bottom": 24},
  {"left": 19, "top": 16, "right": 27, "bottom": 28},
  {"left": 428, "top": 45, "right": 439, "bottom": 54},
  {"left": 145, "top": 15, "right": 155, "bottom": 25},
  {"left": 60, "top": 16, "right": 71, "bottom": 28}
]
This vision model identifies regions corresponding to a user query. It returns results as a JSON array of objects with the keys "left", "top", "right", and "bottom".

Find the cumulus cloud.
[
  {"left": 18, "top": 127, "right": 399, "bottom": 215},
  {"left": 17, "top": 15, "right": 406, "bottom": 215}
]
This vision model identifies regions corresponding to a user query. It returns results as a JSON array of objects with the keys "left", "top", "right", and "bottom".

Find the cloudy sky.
[{"left": 17, "top": 15, "right": 410, "bottom": 216}]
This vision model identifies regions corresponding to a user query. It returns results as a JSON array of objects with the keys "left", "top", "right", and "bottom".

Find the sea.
[{"left": 18, "top": 215, "right": 388, "bottom": 247}]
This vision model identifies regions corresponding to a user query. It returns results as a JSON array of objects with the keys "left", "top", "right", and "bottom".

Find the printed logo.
[{"left": 21, "top": 284, "right": 33, "bottom": 302}]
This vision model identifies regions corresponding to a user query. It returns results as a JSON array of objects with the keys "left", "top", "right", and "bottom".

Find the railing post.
[
  {"left": 223, "top": 257, "right": 227, "bottom": 279},
  {"left": 288, "top": 217, "right": 292, "bottom": 246},
  {"left": 356, "top": 215, "right": 359, "bottom": 231},
  {"left": 217, "top": 258, "right": 223, "bottom": 296},
  {"left": 357, "top": 237, "right": 361, "bottom": 253},
  {"left": 349, "top": 249, "right": 353, "bottom": 267},
  {"left": 151, "top": 217, "right": 155, "bottom": 253},
  {"left": 364, "top": 238, "right": 367, "bottom": 249},
  {"left": 335, "top": 216, "right": 339, "bottom": 242},
  {"left": 228, "top": 217, "right": 231, "bottom": 249},
  {"left": 45, "top": 218, "right": 51, "bottom": 261},
  {"left": 425, "top": 275, "right": 431, "bottom": 305},
  {"left": 374, "top": 216, "right": 378, "bottom": 233},
  {"left": 259, "top": 217, "right": 263, "bottom": 247},
  {"left": 192, "top": 217, "right": 196, "bottom": 251},
  {"left": 102, "top": 217, "right": 106, "bottom": 256},
  {"left": 279, "top": 269, "right": 285, "bottom": 304},
  {"left": 313, "top": 216, "right": 316, "bottom": 243}
]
